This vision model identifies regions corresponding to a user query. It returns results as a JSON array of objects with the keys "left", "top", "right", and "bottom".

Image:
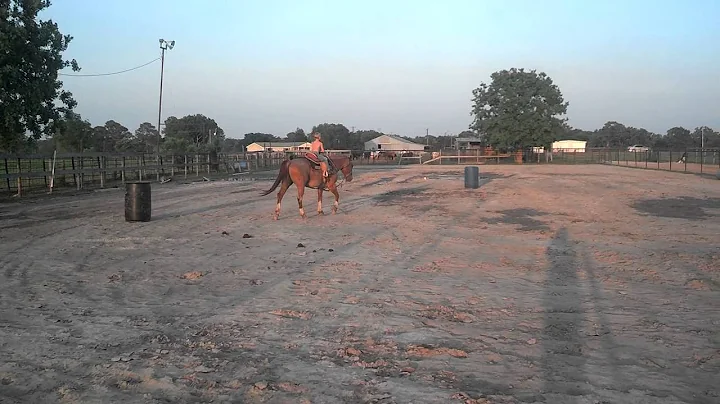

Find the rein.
[{"left": 330, "top": 158, "right": 351, "bottom": 189}]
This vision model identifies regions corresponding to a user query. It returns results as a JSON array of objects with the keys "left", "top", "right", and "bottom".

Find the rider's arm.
[{"left": 320, "top": 143, "right": 325, "bottom": 152}]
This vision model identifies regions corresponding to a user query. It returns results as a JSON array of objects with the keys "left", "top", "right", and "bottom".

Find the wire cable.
[{"left": 59, "top": 57, "right": 161, "bottom": 77}]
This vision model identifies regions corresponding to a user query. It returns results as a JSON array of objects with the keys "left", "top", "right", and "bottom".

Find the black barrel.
[
  {"left": 464, "top": 166, "right": 480, "bottom": 189},
  {"left": 125, "top": 181, "right": 152, "bottom": 222}
]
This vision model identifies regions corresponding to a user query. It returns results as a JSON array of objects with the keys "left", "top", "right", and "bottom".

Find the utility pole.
[
  {"left": 701, "top": 127, "right": 705, "bottom": 149},
  {"left": 156, "top": 39, "right": 175, "bottom": 181},
  {"left": 426, "top": 128, "right": 429, "bottom": 145}
]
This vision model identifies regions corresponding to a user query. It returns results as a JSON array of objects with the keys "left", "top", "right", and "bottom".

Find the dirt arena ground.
[{"left": 1, "top": 164, "right": 719, "bottom": 404}]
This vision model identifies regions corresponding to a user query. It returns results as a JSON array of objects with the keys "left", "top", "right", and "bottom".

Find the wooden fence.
[{"left": 0, "top": 152, "right": 286, "bottom": 196}]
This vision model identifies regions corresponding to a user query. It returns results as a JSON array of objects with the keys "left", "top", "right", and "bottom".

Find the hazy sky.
[{"left": 46, "top": 0, "right": 719, "bottom": 139}]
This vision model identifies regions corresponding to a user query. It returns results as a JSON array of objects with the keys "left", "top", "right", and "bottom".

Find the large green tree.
[
  {"left": 163, "top": 114, "right": 225, "bottom": 152},
  {"left": 284, "top": 128, "right": 307, "bottom": 142},
  {"left": 312, "top": 123, "right": 351, "bottom": 149},
  {"left": 54, "top": 112, "right": 93, "bottom": 152},
  {"left": 470, "top": 68, "right": 568, "bottom": 150},
  {"left": 134, "top": 122, "right": 159, "bottom": 153},
  {"left": 0, "top": 0, "right": 80, "bottom": 152},
  {"left": 242, "top": 133, "right": 280, "bottom": 146}
]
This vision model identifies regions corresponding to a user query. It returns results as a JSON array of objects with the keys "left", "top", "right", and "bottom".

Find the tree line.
[
  {"left": 2, "top": 2, "right": 717, "bottom": 156},
  {"left": 36, "top": 114, "right": 719, "bottom": 156}
]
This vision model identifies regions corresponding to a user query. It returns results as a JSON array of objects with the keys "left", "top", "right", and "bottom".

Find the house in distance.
[
  {"left": 364, "top": 135, "right": 427, "bottom": 152},
  {"left": 246, "top": 141, "right": 311, "bottom": 153}
]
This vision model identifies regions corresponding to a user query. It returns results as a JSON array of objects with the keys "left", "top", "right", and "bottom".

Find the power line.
[{"left": 59, "top": 57, "right": 160, "bottom": 77}]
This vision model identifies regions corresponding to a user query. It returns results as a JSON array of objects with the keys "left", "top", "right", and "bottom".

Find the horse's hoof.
[
  {"left": 317, "top": 210, "right": 325, "bottom": 216},
  {"left": 301, "top": 214, "right": 308, "bottom": 219},
  {"left": 332, "top": 208, "right": 338, "bottom": 214},
  {"left": 273, "top": 215, "right": 279, "bottom": 220}
]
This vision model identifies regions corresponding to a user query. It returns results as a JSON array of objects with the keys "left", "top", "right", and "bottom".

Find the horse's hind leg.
[
  {"left": 274, "top": 179, "right": 291, "bottom": 220},
  {"left": 317, "top": 187, "right": 324, "bottom": 215},
  {"left": 296, "top": 184, "right": 307, "bottom": 219}
]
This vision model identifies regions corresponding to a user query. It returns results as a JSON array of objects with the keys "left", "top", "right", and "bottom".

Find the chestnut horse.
[{"left": 260, "top": 154, "right": 354, "bottom": 219}]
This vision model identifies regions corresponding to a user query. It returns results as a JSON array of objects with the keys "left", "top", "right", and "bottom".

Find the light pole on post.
[{"left": 156, "top": 38, "right": 175, "bottom": 181}]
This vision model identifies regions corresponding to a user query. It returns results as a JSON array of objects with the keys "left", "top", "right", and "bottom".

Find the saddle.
[
  {"left": 304, "top": 152, "right": 322, "bottom": 166},
  {"left": 304, "top": 152, "right": 335, "bottom": 173}
]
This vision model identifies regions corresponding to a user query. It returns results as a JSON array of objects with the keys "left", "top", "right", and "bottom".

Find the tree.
[
  {"left": 0, "top": 0, "right": 81, "bottom": 152},
  {"left": 242, "top": 133, "right": 280, "bottom": 146},
  {"left": 285, "top": 128, "right": 307, "bottom": 142},
  {"left": 54, "top": 113, "right": 93, "bottom": 152},
  {"left": 103, "top": 120, "right": 133, "bottom": 151},
  {"left": 690, "top": 126, "right": 719, "bottom": 149},
  {"left": 163, "top": 114, "right": 225, "bottom": 152},
  {"left": 221, "top": 138, "right": 245, "bottom": 153},
  {"left": 134, "top": 122, "right": 159, "bottom": 154},
  {"left": 665, "top": 127, "right": 693, "bottom": 150},
  {"left": 312, "top": 123, "right": 351, "bottom": 149},
  {"left": 470, "top": 68, "right": 568, "bottom": 150}
]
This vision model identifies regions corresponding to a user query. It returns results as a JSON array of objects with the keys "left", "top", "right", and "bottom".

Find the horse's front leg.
[
  {"left": 296, "top": 184, "right": 307, "bottom": 219},
  {"left": 330, "top": 185, "right": 340, "bottom": 214},
  {"left": 317, "top": 187, "right": 324, "bottom": 215}
]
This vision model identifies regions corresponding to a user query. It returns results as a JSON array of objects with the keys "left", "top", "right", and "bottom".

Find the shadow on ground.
[
  {"left": 632, "top": 197, "right": 720, "bottom": 220},
  {"left": 483, "top": 208, "right": 550, "bottom": 232}
]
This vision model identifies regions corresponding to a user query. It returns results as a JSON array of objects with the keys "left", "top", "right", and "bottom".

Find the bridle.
[{"left": 330, "top": 157, "right": 352, "bottom": 189}]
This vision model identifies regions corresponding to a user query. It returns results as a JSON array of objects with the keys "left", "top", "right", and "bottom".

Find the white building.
[
  {"left": 552, "top": 139, "right": 587, "bottom": 152},
  {"left": 534, "top": 140, "right": 588, "bottom": 153},
  {"left": 246, "top": 141, "right": 311, "bottom": 153},
  {"left": 364, "top": 135, "right": 426, "bottom": 152}
]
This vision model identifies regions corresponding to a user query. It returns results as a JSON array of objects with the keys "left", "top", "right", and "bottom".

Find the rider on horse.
[{"left": 310, "top": 132, "right": 330, "bottom": 178}]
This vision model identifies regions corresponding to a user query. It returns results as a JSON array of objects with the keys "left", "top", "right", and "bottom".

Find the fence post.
[
  {"left": 42, "top": 158, "right": 47, "bottom": 189},
  {"left": 70, "top": 157, "right": 78, "bottom": 189},
  {"left": 99, "top": 155, "right": 105, "bottom": 188},
  {"left": 4, "top": 158, "right": 10, "bottom": 193},
  {"left": 16, "top": 158, "right": 22, "bottom": 196},
  {"left": 684, "top": 148, "right": 687, "bottom": 172},
  {"left": 121, "top": 156, "right": 126, "bottom": 183}
]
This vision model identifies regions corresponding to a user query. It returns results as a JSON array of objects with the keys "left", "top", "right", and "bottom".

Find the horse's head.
[{"left": 335, "top": 155, "right": 354, "bottom": 182}]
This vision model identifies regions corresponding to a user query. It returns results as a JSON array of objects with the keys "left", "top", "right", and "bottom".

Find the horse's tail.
[{"left": 260, "top": 159, "right": 290, "bottom": 196}]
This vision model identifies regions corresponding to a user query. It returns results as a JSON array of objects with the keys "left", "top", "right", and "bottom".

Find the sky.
[{"left": 44, "top": 0, "right": 720, "bottom": 139}]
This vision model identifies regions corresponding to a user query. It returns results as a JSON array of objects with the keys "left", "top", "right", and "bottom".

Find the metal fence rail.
[
  {"left": 3, "top": 147, "right": 718, "bottom": 197},
  {"left": 0, "top": 152, "right": 285, "bottom": 196},
  {"left": 596, "top": 148, "right": 720, "bottom": 176}
]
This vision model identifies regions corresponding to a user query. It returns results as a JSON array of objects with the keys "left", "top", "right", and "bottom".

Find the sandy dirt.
[{"left": 1, "top": 164, "right": 719, "bottom": 404}]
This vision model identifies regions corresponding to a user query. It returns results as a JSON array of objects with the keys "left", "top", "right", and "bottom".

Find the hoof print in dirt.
[
  {"left": 221, "top": 231, "right": 229, "bottom": 236},
  {"left": 328, "top": 248, "right": 334, "bottom": 252},
  {"left": 297, "top": 243, "right": 305, "bottom": 248},
  {"left": 242, "top": 233, "right": 253, "bottom": 238},
  {"left": 181, "top": 271, "right": 203, "bottom": 280},
  {"left": 249, "top": 279, "right": 264, "bottom": 285}
]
